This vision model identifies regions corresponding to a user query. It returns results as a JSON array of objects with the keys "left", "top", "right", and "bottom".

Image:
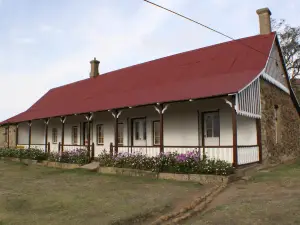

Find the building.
[
  {"left": 1, "top": 8, "right": 299, "bottom": 166},
  {"left": 292, "top": 79, "right": 300, "bottom": 100}
]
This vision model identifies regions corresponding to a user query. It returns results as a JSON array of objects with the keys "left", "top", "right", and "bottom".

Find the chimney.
[
  {"left": 256, "top": 7, "right": 272, "bottom": 35},
  {"left": 90, "top": 57, "right": 100, "bottom": 78}
]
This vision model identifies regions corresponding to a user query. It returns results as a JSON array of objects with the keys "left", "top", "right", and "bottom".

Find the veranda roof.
[{"left": 1, "top": 32, "right": 276, "bottom": 124}]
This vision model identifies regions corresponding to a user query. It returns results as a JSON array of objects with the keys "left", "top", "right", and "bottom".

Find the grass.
[
  {"left": 0, "top": 160, "right": 207, "bottom": 225},
  {"left": 183, "top": 160, "right": 300, "bottom": 225}
]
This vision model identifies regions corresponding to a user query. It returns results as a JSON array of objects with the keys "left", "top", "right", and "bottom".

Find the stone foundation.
[
  {"left": 260, "top": 79, "right": 300, "bottom": 164},
  {"left": 98, "top": 167, "right": 234, "bottom": 185}
]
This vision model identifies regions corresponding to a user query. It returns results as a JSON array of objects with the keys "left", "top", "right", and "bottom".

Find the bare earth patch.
[
  {"left": 0, "top": 160, "right": 209, "bottom": 225},
  {"left": 183, "top": 161, "right": 300, "bottom": 225}
]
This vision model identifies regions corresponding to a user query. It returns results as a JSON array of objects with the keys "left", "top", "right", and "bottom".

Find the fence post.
[{"left": 109, "top": 142, "right": 113, "bottom": 156}]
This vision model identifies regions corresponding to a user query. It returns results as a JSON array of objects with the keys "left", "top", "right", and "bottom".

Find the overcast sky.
[{"left": 0, "top": 0, "right": 299, "bottom": 121}]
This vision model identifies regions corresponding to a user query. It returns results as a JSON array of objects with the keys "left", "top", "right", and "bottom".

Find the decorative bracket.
[
  {"left": 111, "top": 110, "right": 122, "bottom": 119},
  {"left": 85, "top": 113, "right": 93, "bottom": 121},
  {"left": 60, "top": 116, "right": 66, "bottom": 124},
  {"left": 154, "top": 104, "right": 169, "bottom": 114},
  {"left": 44, "top": 118, "right": 50, "bottom": 125},
  {"left": 223, "top": 97, "right": 238, "bottom": 111}
]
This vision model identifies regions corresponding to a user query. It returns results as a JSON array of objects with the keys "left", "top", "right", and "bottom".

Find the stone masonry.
[
  {"left": 260, "top": 79, "right": 300, "bottom": 164},
  {"left": 0, "top": 125, "right": 17, "bottom": 148}
]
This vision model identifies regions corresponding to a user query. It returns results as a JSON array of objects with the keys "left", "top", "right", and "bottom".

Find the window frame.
[
  {"left": 134, "top": 121, "right": 140, "bottom": 140},
  {"left": 96, "top": 124, "right": 104, "bottom": 145},
  {"left": 152, "top": 120, "right": 160, "bottom": 146},
  {"left": 52, "top": 128, "right": 58, "bottom": 144},
  {"left": 71, "top": 126, "right": 78, "bottom": 145},
  {"left": 203, "top": 111, "right": 220, "bottom": 138},
  {"left": 118, "top": 123, "right": 124, "bottom": 146}
]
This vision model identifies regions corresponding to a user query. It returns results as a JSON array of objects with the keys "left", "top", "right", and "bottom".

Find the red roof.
[{"left": 1, "top": 32, "right": 275, "bottom": 124}]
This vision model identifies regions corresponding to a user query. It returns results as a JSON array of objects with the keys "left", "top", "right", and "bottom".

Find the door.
[
  {"left": 204, "top": 112, "right": 220, "bottom": 146},
  {"left": 132, "top": 118, "right": 147, "bottom": 146},
  {"left": 83, "top": 122, "right": 93, "bottom": 146}
]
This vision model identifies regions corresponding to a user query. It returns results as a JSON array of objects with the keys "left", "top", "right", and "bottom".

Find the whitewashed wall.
[
  {"left": 31, "top": 120, "right": 44, "bottom": 144},
  {"left": 237, "top": 115, "right": 257, "bottom": 145},
  {"left": 265, "top": 41, "right": 289, "bottom": 88},
  {"left": 16, "top": 98, "right": 257, "bottom": 156},
  {"left": 18, "top": 122, "right": 29, "bottom": 144}
]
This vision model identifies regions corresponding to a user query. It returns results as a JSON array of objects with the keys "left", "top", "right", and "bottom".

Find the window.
[
  {"left": 118, "top": 123, "right": 124, "bottom": 145},
  {"left": 97, "top": 124, "right": 104, "bottom": 145},
  {"left": 153, "top": 121, "right": 160, "bottom": 145},
  {"left": 143, "top": 120, "right": 147, "bottom": 140},
  {"left": 205, "top": 112, "right": 220, "bottom": 138},
  {"left": 72, "top": 126, "right": 78, "bottom": 145},
  {"left": 135, "top": 121, "right": 140, "bottom": 140},
  {"left": 134, "top": 119, "right": 147, "bottom": 141},
  {"left": 213, "top": 113, "right": 220, "bottom": 137},
  {"left": 274, "top": 105, "right": 279, "bottom": 144},
  {"left": 52, "top": 128, "right": 58, "bottom": 144}
]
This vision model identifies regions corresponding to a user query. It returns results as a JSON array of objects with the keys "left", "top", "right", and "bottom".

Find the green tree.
[{"left": 272, "top": 19, "right": 300, "bottom": 80}]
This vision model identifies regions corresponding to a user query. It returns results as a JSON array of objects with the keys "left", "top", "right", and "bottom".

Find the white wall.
[
  {"left": 265, "top": 41, "right": 289, "bottom": 88},
  {"left": 31, "top": 120, "right": 44, "bottom": 144},
  {"left": 237, "top": 115, "right": 257, "bottom": 145},
  {"left": 18, "top": 122, "right": 29, "bottom": 144},
  {"left": 16, "top": 98, "right": 258, "bottom": 156}
]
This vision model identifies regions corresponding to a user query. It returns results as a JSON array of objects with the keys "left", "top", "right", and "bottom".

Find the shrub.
[
  {"left": 0, "top": 148, "right": 89, "bottom": 165},
  {"left": 98, "top": 151, "right": 234, "bottom": 176},
  {"left": 0, "top": 148, "right": 47, "bottom": 161},
  {"left": 48, "top": 148, "right": 89, "bottom": 165}
]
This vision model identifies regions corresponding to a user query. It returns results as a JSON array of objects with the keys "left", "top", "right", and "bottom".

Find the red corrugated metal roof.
[{"left": 1, "top": 32, "right": 275, "bottom": 124}]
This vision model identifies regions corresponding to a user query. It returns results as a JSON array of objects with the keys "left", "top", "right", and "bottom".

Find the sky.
[{"left": 0, "top": 0, "right": 299, "bottom": 121}]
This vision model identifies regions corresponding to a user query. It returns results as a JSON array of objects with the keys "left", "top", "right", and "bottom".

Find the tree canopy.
[{"left": 272, "top": 19, "right": 300, "bottom": 80}]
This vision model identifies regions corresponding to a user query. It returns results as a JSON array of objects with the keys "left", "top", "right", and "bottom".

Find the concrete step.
[{"left": 80, "top": 161, "right": 100, "bottom": 171}]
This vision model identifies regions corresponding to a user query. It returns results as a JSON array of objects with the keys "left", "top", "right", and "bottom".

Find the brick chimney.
[
  {"left": 90, "top": 57, "right": 100, "bottom": 78},
  {"left": 256, "top": 8, "right": 272, "bottom": 35}
]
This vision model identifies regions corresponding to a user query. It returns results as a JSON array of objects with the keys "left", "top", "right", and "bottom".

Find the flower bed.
[
  {"left": 0, "top": 148, "right": 89, "bottom": 165},
  {"left": 98, "top": 151, "right": 234, "bottom": 176},
  {"left": 48, "top": 148, "right": 89, "bottom": 165}
]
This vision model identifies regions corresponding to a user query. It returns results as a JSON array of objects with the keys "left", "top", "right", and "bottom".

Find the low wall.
[
  {"left": 1, "top": 157, "right": 81, "bottom": 169},
  {"left": 98, "top": 167, "right": 236, "bottom": 185}
]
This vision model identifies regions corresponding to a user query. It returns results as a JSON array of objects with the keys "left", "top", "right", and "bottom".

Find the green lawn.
[
  {"left": 183, "top": 160, "right": 300, "bottom": 225},
  {"left": 0, "top": 160, "right": 208, "bottom": 225}
]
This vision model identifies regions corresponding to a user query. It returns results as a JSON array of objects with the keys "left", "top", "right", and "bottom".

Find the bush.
[
  {"left": 98, "top": 151, "right": 234, "bottom": 176},
  {"left": 48, "top": 148, "right": 89, "bottom": 165},
  {"left": 0, "top": 148, "right": 89, "bottom": 165},
  {"left": 0, "top": 148, "right": 47, "bottom": 161}
]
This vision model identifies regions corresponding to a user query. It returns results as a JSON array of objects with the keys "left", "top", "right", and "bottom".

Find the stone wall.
[
  {"left": 0, "top": 125, "right": 17, "bottom": 148},
  {"left": 291, "top": 80, "right": 300, "bottom": 101},
  {"left": 0, "top": 127, "right": 4, "bottom": 147},
  {"left": 260, "top": 79, "right": 300, "bottom": 164}
]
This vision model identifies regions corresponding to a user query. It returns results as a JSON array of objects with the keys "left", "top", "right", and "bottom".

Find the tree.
[{"left": 272, "top": 19, "right": 300, "bottom": 81}]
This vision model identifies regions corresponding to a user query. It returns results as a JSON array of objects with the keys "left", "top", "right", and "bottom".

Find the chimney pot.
[
  {"left": 256, "top": 7, "right": 272, "bottom": 35},
  {"left": 90, "top": 57, "right": 100, "bottom": 78}
]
